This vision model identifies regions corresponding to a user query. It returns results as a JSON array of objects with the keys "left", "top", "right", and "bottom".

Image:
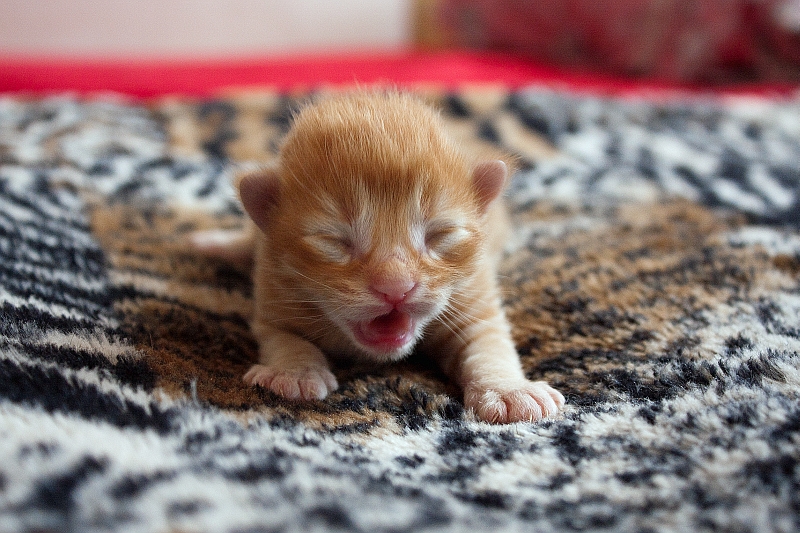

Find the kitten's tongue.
[{"left": 354, "top": 310, "right": 414, "bottom": 352}]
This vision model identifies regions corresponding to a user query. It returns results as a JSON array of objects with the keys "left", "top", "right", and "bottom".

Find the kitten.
[{"left": 195, "top": 91, "right": 564, "bottom": 423}]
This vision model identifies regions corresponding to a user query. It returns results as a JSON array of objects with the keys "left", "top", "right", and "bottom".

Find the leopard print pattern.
[{"left": 1, "top": 89, "right": 798, "bottom": 532}]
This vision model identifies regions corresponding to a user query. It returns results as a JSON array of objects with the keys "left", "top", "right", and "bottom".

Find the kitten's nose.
[{"left": 371, "top": 278, "right": 416, "bottom": 305}]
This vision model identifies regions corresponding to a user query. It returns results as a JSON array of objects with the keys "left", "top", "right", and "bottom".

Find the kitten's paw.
[
  {"left": 244, "top": 364, "right": 338, "bottom": 401},
  {"left": 465, "top": 381, "right": 565, "bottom": 424}
]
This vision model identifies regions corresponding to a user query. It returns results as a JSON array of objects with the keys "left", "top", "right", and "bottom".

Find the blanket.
[{"left": 1, "top": 88, "right": 799, "bottom": 532}]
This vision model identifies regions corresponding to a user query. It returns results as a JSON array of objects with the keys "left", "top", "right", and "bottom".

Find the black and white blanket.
[{"left": 0, "top": 88, "right": 799, "bottom": 532}]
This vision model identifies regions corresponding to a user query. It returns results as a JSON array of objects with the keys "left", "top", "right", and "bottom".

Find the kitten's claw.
[
  {"left": 244, "top": 364, "right": 338, "bottom": 401},
  {"left": 465, "top": 380, "right": 565, "bottom": 424}
]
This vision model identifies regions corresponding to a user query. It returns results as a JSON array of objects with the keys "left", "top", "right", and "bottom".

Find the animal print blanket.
[{"left": 1, "top": 88, "right": 799, "bottom": 532}]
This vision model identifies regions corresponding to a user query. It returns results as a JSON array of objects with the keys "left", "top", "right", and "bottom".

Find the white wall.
[{"left": 0, "top": 0, "right": 412, "bottom": 58}]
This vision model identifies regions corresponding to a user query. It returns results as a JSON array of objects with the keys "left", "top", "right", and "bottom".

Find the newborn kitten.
[{"left": 197, "top": 91, "right": 564, "bottom": 423}]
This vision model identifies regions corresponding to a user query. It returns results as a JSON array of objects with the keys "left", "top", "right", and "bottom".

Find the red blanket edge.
[{"left": 1, "top": 50, "right": 796, "bottom": 99}]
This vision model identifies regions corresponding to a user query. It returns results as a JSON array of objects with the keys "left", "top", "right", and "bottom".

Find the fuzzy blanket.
[{"left": 1, "top": 88, "right": 799, "bottom": 533}]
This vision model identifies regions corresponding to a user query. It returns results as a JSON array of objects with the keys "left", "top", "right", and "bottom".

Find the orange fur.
[{"left": 217, "top": 91, "right": 564, "bottom": 423}]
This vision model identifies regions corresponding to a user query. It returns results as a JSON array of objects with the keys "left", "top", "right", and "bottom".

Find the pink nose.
[{"left": 371, "top": 278, "right": 416, "bottom": 305}]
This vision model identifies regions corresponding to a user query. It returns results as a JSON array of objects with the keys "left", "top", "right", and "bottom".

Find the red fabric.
[{"left": 0, "top": 50, "right": 795, "bottom": 98}]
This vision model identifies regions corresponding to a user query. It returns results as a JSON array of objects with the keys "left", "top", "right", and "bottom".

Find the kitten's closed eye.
[
  {"left": 304, "top": 233, "right": 354, "bottom": 263},
  {"left": 303, "top": 217, "right": 363, "bottom": 264},
  {"left": 425, "top": 223, "right": 470, "bottom": 259}
]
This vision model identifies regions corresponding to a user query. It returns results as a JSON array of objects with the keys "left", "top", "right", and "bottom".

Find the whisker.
[
  {"left": 444, "top": 301, "right": 494, "bottom": 328},
  {"left": 302, "top": 323, "right": 343, "bottom": 343},
  {"left": 264, "top": 315, "right": 327, "bottom": 325},
  {"left": 285, "top": 267, "right": 340, "bottom": 293},
  {"left": 445, "top": 291, "right": 498, "bottom": 325},
  {"left": 438, "top": 307, "right": 471, "bottom": 348}
]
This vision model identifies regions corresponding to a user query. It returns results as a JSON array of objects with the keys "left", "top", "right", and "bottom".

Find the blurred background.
[
  {"left": 1, "top": 0, "right": 798, "bottom": 83},
  {"left": 0, "top": 0, "right": 411, "bottom": 58}
]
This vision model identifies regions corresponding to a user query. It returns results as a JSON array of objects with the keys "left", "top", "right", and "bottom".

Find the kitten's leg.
[
  {"left": 244, "top": 324, "right": 338, "bottom": 401},
  {"left": 431, "top": 275, "right": 564, "bottom": 424}
]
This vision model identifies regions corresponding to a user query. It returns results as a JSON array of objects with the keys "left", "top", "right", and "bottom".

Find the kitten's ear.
[
  {"left": 237, "top": 164, "right": 281, "bottom": 233},
  {"left": 471, "top": 160, "right": 508, "bottom": 213}
]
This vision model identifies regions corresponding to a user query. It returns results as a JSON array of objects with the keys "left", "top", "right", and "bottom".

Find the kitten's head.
[{"left": 239, "top": 91, "right": 507, "bottom": 362}]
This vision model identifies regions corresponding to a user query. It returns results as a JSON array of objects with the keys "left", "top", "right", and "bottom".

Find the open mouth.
[{"left": 352, "top": 309, "right": 415, "bottom": 353}]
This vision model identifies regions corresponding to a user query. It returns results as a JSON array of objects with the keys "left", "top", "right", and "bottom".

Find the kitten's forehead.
[
  {"left": 281, "top": 92, "right": 472, "bottom": 195},
  {"left": 318, "top": 175, "right": 466, "bottom": 223}
]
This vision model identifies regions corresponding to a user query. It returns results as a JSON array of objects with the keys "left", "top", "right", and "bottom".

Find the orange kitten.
[{"left": 196, "top": 91, "right": 564, "bottom": 423}]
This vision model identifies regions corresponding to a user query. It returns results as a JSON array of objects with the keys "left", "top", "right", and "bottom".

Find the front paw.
[
  {"left": 465, "top": 380, "right": 565, "bottom": 424},
  {"left": 244, "top": 364, "right": 338, "bottom": 401}
]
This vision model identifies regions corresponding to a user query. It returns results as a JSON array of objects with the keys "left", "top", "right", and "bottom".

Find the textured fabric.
[
  {"left": 439, "top": 0, "right": 800, "bottom": 82},
  {"left": 0, "top": 89, "right": 799, "bottom": 532}
]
